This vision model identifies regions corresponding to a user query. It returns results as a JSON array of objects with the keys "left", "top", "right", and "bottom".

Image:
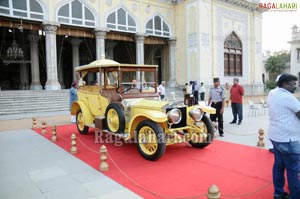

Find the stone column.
[
  {"left": 28, "top": 33, "right": 42, "bottom": 90},
  {"left": 135, "top": 34, "right": 145, "bottom": 64},
  {"left": 70, "top": 38, "right": 82, "bottom": 81},
  {"left": 168, "top": 37, "right": 177, "bottom": 87},
  {"left": 57, "top": 39, "right": 65, "bottom": 89},
  {"left": 135, "top": 34, "right": 146, "bottom": 83},
  {"left": 43, "top": 22, "right": 61, "bottom": 90},
  {"left": 19, "top": 49, "right": 29, "bottom": 90},
  {"left": 105, "top": 41, "right": 117, "bottom": 60},
  {"left": 94, "top": 29, "right": 107, "bottom": 82},
  {"left": 94, "top": 29, "right": 107, "bottom": 59}
]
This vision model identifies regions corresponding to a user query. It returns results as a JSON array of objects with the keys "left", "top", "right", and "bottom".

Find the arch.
[
  {"left": 224, "top": 31, "right": 242, "bottom": 49},
  {"left": 0, "top": 0, "right": 45, "bottom": 21},
  {"left": 224, "top": 31, "right": 243, "bottom": 76},
  {"left": 105, "top": 6, "right": 137, "bottom": 33},
  {"left": 56, "top": 0, "right": 96, "bottom": 28},
  {"left": 145, "top": 14, "right": 171, "bottom": 37}
]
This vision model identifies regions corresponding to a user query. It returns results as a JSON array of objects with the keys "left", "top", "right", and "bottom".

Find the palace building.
[
  {"left": 290, "top": 24, "right": 300, "bottom": 84},
  {"left": 0, "top": 0, "right": 264, "bottom": 94}
]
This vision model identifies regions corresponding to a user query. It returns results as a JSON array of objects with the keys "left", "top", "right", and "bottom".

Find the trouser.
[
  {"left": 231, "top": 102, "right": 243, "bottom": 122},
  {"left": 271, "top": 140, "right": 300, "bottom": 199},
  {"left": 210, "top": 102, "right": 224, "bottom": 135},
  {"left": 200, "top": 92, "right": 205, "bottom": 101},
  {"left": 194, "top": 91, "right": 199, "bottom": 104}
]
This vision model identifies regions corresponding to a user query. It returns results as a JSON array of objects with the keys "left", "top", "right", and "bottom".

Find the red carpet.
[{"left": 35, "top": 124, "right": 275, "bottom": 199}]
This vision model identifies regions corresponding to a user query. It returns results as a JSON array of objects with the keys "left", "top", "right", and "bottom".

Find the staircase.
[
  {"left": 0, "top": 87, "right": 185, "bottom": 116},
  {"left": 0, "top": 90, "right": 69, "bottom": 115}
]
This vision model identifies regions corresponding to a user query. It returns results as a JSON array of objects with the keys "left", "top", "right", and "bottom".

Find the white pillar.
[
  {"left": 106, "top": 41, "right": 117, "bottom": 60},
  {"left": 43, "top": 22, "right": 61, "bottom": 90},
  {"left": 135, "top": 33, "right": 145, "bottom": 64},
  {"left": 20, "top": 63, "right": 29, "bottom": 90},
  {"left": 168, "top": 37, "right": 177, "bottom": 87},
  {"left": 19, "top": 50, "right": 29, "bottom": 90},
  {"left": 94, "top": 29, "right": 107, "bottom": 59},
  {"left": 70, "top": 38, "right": 82, "bottom": 81},
  {"left": 28, "top": 33, "right": 42, "bottom": 90},
  {"left": 135, "top": 34, "right": 145, "bottom": 83}
]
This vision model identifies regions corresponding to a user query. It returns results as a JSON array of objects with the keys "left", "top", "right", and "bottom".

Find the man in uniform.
[{"left": 208, "top": 77, "right": 225, "bottom": 137}]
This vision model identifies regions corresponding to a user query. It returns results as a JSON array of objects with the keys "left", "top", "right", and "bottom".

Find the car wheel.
[
  {"left": 76, "top": 109, "right": 89, "bottom": 135},
  {"left": 105, "top": 103, "right": 125, "bottom": 134},
  {"left": 189, "top": 115, "right": 214, "bottom": 148},
  {"left": 136, "top": 120, "right": 166, "bottom": 161}
]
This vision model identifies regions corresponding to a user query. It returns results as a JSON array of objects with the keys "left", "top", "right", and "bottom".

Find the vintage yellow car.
[{"left": 71, "top": 58, "right": 216, "bottom": 160}]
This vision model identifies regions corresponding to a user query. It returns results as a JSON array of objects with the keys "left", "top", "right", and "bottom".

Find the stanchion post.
[
  {"left": 52, "top": 125, "right": 58, "bottom": 142},
  {"left": 99, "top": 145, "right": 109, "bottom": 172},
  {"left": 32, "top": 117, "right": 38, "bottom": 129},
  {"left": 70, "top": 133, "right": 78, "bottom": 154},
  {"left": 207, "top": 184, "right": 221, "bottom": 199},
  {"left": 41, "top": 121, "right": 47, "bottom": 135},
  {"left": 212, "top": 122, "right": 218, "bottom": 138},
  {"left": 257, "top": 128, "right": 265, "bottom": 147}
]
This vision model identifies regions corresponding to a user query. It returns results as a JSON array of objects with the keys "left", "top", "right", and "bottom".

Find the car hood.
[{"left": 122, "top": 98, "right": 184, "bottom": 109}]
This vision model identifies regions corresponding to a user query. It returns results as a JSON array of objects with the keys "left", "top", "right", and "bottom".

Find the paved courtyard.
[{"left": 0, "top": 95, "right": 272, "bottom": 199}]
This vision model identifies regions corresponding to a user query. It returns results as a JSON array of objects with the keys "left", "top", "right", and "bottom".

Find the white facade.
[
  {"left": 0, "top": 0, "right": 264, "bottom": 94},
  {"left": 290, "top": 25, "right": 300, "bottom": 84}
]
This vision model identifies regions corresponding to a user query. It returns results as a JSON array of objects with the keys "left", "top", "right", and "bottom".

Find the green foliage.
[
  {"left": 264, "top": 51, "right": 290, "bottom": 81},
  {"left": 264, "top": 79, "right": 277, "bottom": 91}
]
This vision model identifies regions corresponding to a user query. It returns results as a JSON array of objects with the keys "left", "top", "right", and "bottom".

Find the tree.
[
  {"left": 264, "top": 51, "right": 290, "bottom": 91},
  {"left": 265, "top": 51, "right": 290, "bottom": 80}
]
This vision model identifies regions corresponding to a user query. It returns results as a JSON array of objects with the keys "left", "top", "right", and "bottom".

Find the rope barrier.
[
  {"left": 77, "top": 136, "right": 272, "bottom": 199},
  {"left": 221, "top": 181, "right": 272, "bottom": 198},
  {"left": 47, "top": 130, "right": 273, "bottom": 199}
]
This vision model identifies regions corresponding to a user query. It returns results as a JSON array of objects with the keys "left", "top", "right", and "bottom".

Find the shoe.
[
  {"left": 237, "top": 121, "right": 242, "bottom": 125},
  {"left": 230, "top": 121, "right": 236, "bottom": 124},
  {"left": 274, "top": 192, "right": 289, "bottom": 199},
  {"left": 269, "top": 149, "right": 274, "bottom": 153},
  {"left": 219, "top": 134, "right": 224, "bottom": 137}
]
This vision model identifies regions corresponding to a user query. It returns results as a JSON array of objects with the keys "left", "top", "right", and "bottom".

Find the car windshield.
[
  {"left": 121, "top": 69, "right": 157, "bottom": 94},
  {"left": 103, "top": 69, "right": 118, "bottom": 89}
]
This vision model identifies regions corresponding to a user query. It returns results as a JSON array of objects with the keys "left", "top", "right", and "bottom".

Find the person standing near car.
[
  {"left": 267, "top": 73, "right": 300, "bottom": 199},
  {"left": 208, "top": 77, "right": 225, "bottom": 137},
  {"left": 193, "top": 81, "right": 199, "bottom": 105},
  {"left": 230, "top": 77, "right": 244, "bottom": 125},
  {"left": 70, "top": 81, "right": 78, "bottom": 123},
  {"left": 158, "top": 81, "right": 166, "bottom": 100},
  {"left": 199, "top": 82, "right": 206, "bottom": 101}
]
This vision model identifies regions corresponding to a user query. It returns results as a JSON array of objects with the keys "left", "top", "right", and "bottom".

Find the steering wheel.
[{"left": 116, "top": 84, "right": 132, "bottom": 93}]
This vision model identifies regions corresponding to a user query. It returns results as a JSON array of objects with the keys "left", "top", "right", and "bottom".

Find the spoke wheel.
[
  {"left": 76, "top": 109, "right": 89, "bottom": 134},
  {"left": 136, "top": 120, "right": 166, "bottom": 161},
  {"left": 105, "top": 103, "right": 125, "bottom": 134},
  {"left": 189, "top": 115, "right": 214, "bottom": 148}
]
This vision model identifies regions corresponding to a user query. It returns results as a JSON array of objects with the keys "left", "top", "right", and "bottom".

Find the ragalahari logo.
[{"left": 258, "top": 2, "right": 298, "bottom": 12}]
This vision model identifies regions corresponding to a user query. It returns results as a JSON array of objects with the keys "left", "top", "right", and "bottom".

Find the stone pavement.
[
  {"left": 0, "top": 96, "right": 272, "bottom": 199},
  {"left": 0, "top": 129, "right": 142, "bottom": 199}
]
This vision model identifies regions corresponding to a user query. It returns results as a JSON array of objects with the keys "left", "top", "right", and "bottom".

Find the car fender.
[
  {"left": 71, "top": 101, "right": 94, "bottom": 124},
  {"left": 127, "top": 110, "right": 167, "bottom": 134}
]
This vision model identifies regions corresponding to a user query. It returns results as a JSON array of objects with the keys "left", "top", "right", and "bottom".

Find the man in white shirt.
[
  {"left": 267, "top": 73, "right": 300, "bottom": 199},
  {"left": 199, "top": 82, "right": 206, "bottom": 101},
  {"left": 158, "top": 81, "right": 166, "bottom": 100}
]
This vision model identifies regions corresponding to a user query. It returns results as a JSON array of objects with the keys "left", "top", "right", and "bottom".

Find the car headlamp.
[
  {"left": 167, "top": 108, "right": 182, "bottom": 124},
  {"left": 189, "top": 108, "right": 203, "bottom": 121}
]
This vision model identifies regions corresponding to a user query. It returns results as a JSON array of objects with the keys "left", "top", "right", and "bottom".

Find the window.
[
  {"left": 146, "top": 15, "right": 170, "bottom": 37},
  {"left": 224, "top": 32, "right": 242, "bottom": 76},
  {"left": 106, "top": 8, "right": 137, "bottom": 33},
  {"left": 0, "top": 0, "right": 43, "bottom": 20},
  {"left": 58, "top": 0, "right": 95, "bottom": 27},
  {"left": 297, "top": 48, "right": 300, "bottom": 60}
]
